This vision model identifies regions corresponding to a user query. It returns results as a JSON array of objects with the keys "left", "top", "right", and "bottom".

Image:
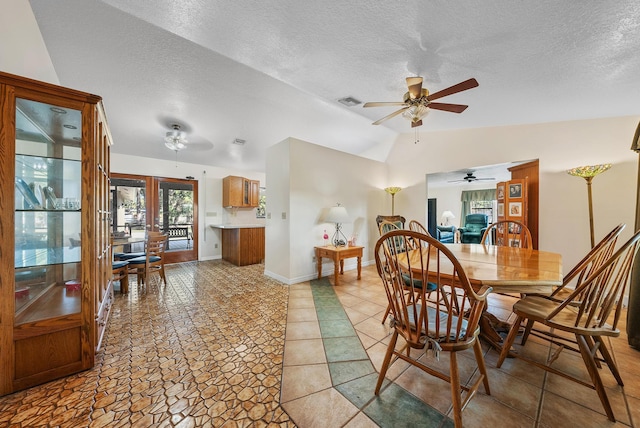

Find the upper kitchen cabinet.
[
  {"left": 0, "top": 71, "right": 112, "bottom": 395},
  {"left": 223, "top": 175, "right": 259, "bottom": 208}
]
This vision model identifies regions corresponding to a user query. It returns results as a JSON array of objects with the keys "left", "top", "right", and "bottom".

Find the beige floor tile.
[
  {"left": 286, "top": 321, "right": 322, "bottom": 340},
  {"left": 281, "top": 364, "right": 332, "bottom": 403},
  {"left": 282, "top": 388, "right": 360, "bottom": 428},
  {"left": 283, "top": 339, "right": 327, "bottom": 366},
  {"left": 288, "top": 296, "right": 316, "bottom": 309}
]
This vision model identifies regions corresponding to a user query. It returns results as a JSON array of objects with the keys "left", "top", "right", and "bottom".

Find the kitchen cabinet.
[
  {"left": 0, "top": 71, "right": 112, "bottom": 395},
  {"left": 222, "top": 175, "right": 259, "bottom": 208},
  {"left": 210, "top": 225, "right": 265, "bottom": 266}
]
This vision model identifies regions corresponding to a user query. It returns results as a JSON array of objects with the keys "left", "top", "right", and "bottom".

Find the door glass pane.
[
  {"left": 110, "top": 178, "right": 146, "bottom": 253},
  {"left": 159, "top": 182, "right": 194, "bottom": 252},
  {"left": 14, "top": 98, "right": 82, "bottom": 324}
]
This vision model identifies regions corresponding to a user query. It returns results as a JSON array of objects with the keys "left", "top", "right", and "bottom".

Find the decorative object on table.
[
  {"left": 384, "top": 186, "right": 402, "bottom": 215},
  {"left": 628, "top": 120, "right": 640, "bottom": 350},
  {"left": 363, "top": 76, "right": 478, "bottom": 128},
  {"left": 325, "top": 204, "right": 349, "bottom": 247},
  {"left": 567, "top": 163, "right": 612, "bottom": 248},
  {"left": 441, "top": 210, "right": 455, "bottom": 226}
]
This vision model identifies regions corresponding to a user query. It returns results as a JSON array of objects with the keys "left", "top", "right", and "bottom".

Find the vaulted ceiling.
[{"left": 29, "top": 0, "right": 640, "bottom": 172}]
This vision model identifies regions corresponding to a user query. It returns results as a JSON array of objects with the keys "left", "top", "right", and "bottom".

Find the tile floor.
[
  {"left": 0, "top": 260, "right": 638, "bottom": 427},
  {"left": 282, "top": 265, "right": 640, "bottom": 428}
]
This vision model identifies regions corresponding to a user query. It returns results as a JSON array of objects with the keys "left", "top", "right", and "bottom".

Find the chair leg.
[
  {"left": 473, "top": 339, "right": 490, "bottom": 395},
  {"left": 121, "top": 270, "right": 129, "bottom": 294},
  {"left": 381, "top": 304, "right": 391, "bottom": 324},
  {"left": 497, "top": 315, "right": 523, "bottom": 368},
  {"left": 576, "top": 334, "right": 616, "bottom": 422},
  {"left": 520, "top": 319, "right": 534, "bottom": 345},
  {"left": 375, "top": 330, "right": 398, "bottom": 395},
  {"left": 594, "top": 336, "right": 624, "bottom": 386},
  {"left": 449, "top": 351, "right": 463, "bottom": 428}
]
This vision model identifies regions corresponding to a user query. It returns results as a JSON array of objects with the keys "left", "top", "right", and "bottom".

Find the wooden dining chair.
[
  {"left": 497, "top": 229, "right": 640, "bottom": 422},
  {"left": 127, "top": 232, "right": 168, "bottom": 287},
  {"left": 375, "top": 229, "right": 491, "bottom": 428},
  {"left": 480, "top": 220, "right": 532, "bottom": 248},
  {"left": 378, "top": 221, "right": 441, "bottom": 324},
  {"left": 408, "top": 219, "right": 431, "bottom": 236},
  {"left": 111, "top": 260, "right": 129, "bottom": 294}
]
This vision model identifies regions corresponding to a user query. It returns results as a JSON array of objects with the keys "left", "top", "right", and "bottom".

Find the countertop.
[{"left": 209, "top": 224, "right": 265, "bottom": 229}]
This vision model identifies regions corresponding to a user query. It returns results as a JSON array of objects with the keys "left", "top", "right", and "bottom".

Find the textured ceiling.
[{"left": 29, "top": 0, "right": 640, "bottom": 172}]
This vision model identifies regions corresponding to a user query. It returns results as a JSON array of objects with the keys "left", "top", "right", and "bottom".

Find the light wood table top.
[{"left": 398, "top": 243, "right": 563, "bottom": 295}]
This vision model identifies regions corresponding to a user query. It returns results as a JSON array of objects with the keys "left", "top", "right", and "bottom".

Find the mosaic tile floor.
[
  {"left": 0, "top": 260, "right": 639, "bottom": 427},
  {"left": 0, "top": 261, "right": 293, "bottom": 427}
]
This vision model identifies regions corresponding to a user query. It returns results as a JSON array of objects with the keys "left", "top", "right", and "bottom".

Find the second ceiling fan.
[{"left": 364, "top": 77, "right": 478, "bottom": 128}]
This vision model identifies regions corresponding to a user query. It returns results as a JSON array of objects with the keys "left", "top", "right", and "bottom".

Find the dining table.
[{"left": 396, "top": 243, "right": 563, "bottom": 348}]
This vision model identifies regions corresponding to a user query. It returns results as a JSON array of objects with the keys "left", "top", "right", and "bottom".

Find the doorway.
[{"left": 111, "top": 173, "right": 198, "bottom": 263}]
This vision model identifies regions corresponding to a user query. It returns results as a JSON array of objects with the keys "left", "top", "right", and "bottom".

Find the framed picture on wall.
[
  {"left": 497, "top": 185, "right": 505, "bottom": 200},
  {"left": 509, "top": 202, "right": 522, "bottom": 217},
  {"left": 509, "top": 183, "right": 522, "bottom": 198},
  {"left": 497, "top": 203, "right": 504, "bottom": 217}
]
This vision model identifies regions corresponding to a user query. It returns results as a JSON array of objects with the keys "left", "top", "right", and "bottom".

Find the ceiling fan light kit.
[
  {"left": 364, "top": 76, "right": 478, "bottom": 128},
  {"left": 164, "top": 124, "right": 188, "bottom": 151}
]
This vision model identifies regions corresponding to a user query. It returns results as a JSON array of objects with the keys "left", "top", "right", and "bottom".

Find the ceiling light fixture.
[{"left": 164, "top": 124, "right": 188, "bottom": 151}]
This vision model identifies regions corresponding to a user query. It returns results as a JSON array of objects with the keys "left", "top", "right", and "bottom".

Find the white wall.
[
  {"left": 0, "top": 0, "right": 59, "bottom": 84},
  {"left": 264, "top": 139, "right": 291, "bottom": 282},
  {"left": 387, "top": 116, "right": 639, "bottom": 272},
  {"left": 265, "top": 138, "right": 388, "bottom": 284},
  {"left": 111, "top": 153, "right": 265, "bottom": 261}
]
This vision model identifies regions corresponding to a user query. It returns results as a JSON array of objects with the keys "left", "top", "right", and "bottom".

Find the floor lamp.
[
  {"left": 384, "top": 187, "right": 402, "bottom": 215},
  {"left": 567, "top": 164, "right": 611, "bottom": 248}
]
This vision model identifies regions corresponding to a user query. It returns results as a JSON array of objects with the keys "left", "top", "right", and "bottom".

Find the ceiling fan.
[
  {"left": 448, "top": 172, "right": 495, "bottom": 183},
  {"left": 363, "top": 77, "right": 478, "bottom": 128}
]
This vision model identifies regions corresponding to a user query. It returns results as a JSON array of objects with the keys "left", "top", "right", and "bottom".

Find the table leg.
[
  {"left": 316, "top": 253, "right": 322, "bottom": 280},
  {"left": 340, "top": 259, "right": 344, "bottom": 275},
  {"left": 333, "top": 257, "right": 340, "bottom": 286},
  {"left": 357, "top": 256, "right": 362, "bottom": 279}
]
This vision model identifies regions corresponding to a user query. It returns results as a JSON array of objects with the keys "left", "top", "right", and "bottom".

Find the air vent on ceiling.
[{"left": 338, "top": 96, "right": 361, "bottom": 107}]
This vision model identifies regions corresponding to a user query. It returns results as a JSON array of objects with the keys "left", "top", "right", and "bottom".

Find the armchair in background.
[
  {"left": 459, "top": 214, "right": 489, "bottom": 244},
  {"left": 436, "top": 225, "right": 456, "bottom": 243}
]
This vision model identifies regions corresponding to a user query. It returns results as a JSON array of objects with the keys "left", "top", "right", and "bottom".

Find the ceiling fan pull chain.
[{"left": 415, "top": 128, "right": 419, "bottom": 144}]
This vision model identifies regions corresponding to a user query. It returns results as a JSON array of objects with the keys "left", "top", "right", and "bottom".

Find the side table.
[{"left": 315, "top": 245, "right": 363, "bottom": 286}]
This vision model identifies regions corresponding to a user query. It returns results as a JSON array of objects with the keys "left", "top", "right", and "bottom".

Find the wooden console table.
[{"left": 315, "top": 245, "right": 363, "bottom": 286}]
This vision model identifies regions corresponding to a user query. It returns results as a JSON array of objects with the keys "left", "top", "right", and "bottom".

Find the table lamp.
[
  {"left": 384, "top": 187, "right": 402, "bottom": 215},
  {"left": 567, "top": 163, "right": 611, "bottom": 248},
  {"left": 325, "top": 204, "right": 349, "bottom": 247},
  {"left": 441, "top": 210, "right": 455, "bottom": 226}
]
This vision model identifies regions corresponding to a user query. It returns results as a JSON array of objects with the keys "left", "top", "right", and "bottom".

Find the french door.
[{"left": 110, "top": 173, "right": 198, "bottom": 264}]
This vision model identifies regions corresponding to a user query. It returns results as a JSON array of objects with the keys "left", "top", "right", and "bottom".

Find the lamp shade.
[
  {"left": 326, "top": 206, "right": 349, "bottom": 224},
  {"left": 442, "top": 210, "right": 455, "bottom": 220}
]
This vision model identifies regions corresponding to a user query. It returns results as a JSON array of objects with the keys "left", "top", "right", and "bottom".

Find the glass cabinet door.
[{"left": 14, "top": 98, "right": 82, "bottom": 324}]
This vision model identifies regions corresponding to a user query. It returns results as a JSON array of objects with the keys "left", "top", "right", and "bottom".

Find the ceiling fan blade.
[
  {"left": 426, "top": 78, "right": 479, "bottom": 101},
  {"left": 363, "top": 101, "right": 407, "bottom": 108},
  {"left": 411, "top": 119, "right": 422, "bottom": 128},
  {"left": 406, "top": 77, "right": 423, "bottom": 100},
  {"left": 372, "top": 107, "right": 409, "bottom": 125},
  {"left": 428, "top": 102, "right": 469, "bottom": 113}
]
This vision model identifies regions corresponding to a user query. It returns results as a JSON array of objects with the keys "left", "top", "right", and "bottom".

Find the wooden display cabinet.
[
  {"left": 0, "top": 71, "right": 112, "bottom": 395},
  {"left": 495, "top": 178, "right": 528, "bottom": 246},
  {"left": 222, "top": 175, "right": 259, "bottom": 208}
]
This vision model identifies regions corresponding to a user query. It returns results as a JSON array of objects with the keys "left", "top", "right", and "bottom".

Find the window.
[{"left": 470, "top": 200, "right": 496, "bottom": 224}]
